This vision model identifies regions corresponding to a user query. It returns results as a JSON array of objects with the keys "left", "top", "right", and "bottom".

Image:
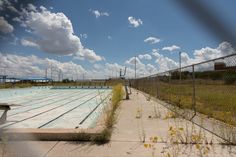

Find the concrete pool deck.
[{"left": 0, "top": 89, "right": 236, "bottom": 157}]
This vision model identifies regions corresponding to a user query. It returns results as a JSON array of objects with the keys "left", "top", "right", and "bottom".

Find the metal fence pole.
[
  {"left": 156, "top": 75, "right": 159, "bottom": 98},
  {"left": 168, "top": 72, "right": 171, "bottom": 103},
  {"left": 190, "top": 65, "right": 196, "bottom": 120}
]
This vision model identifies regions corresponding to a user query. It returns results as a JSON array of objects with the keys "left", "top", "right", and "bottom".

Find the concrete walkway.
[{"left": 1, "top": 90, "right": 236, "bottom": 157}]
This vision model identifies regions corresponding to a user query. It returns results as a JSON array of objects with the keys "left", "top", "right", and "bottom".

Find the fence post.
[
  {"left": 156, "top": 75, "right": 159, "bottom": 98},
  {"left": 190, "top": 65, "right": 196, "bottom": 120},
  {"left": 168, "top": 72, "right": 171, "bottom": 103}
]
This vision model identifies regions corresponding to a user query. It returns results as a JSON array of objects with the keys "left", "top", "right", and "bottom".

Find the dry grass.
[
  {"left": 92, "top": 83, "right": 124, "bottom": 143},
  {"left": 137, "top": 81, "right": 236, "bottom": 126}
]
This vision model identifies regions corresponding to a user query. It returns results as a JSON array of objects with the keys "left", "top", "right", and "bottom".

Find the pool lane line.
[
  {"left": 1, "top": 89, "right": 63, "bottom": 106},
  {"left": 1, "top": 91, "right": 100, "bottom": 129},
  {"left": 38, "top": 91, "right": 107, "bottom": 129},
  {"left": 7, "top": 90, "right": 90, "bottom": 117},
  {"left": 9, "top": 92, "right": 63, "bottom": 109},
  {"left": 6, "top": 90, "right": 59, "bottom": 103},
  {"left": 8, "top": 90, "right": 83, "bottom": 116},
  {"left": 77, "top": 92, "right": 112, "bottom": 126},
  {"left": 0, "top": 89, "right": 55, "bottom": 103},
  {"left": 11, "top": 90, "right": 80, "bottom": 110},
  {"left": 0, "top": 90, "right": 59, "bottom": 108}
]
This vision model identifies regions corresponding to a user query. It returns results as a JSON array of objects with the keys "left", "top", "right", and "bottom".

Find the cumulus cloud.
[
  {"left": 21, "top": 38, "right": 38, "bottom": 47},
  {"left": 151, "top": 49, "right": 178, "bottom": 72},
  {"left": 27, "top": 3, "right": 37, "bottom": 12},
  {"left": 144, "top": 37, "right": 160, "bottom": 44},
  {"left": 90, "top": 9, "right": 109, "bottom": 18},
  {"left": 0, "top": 52, "right": 87, "bottom": 80},
  {"left": 0, "top": 0, "right": 18, "bottom": 13},
  {"left": 151, "top": 42, "right": 235, "bottom": 72},
  {"left": 18, "top": 5, "right": 103, "bottom": 62},
  {"left": 146, "top": 64, "right": 156, "bottom": 73},
  {"left": 162, "top": 45, "right": 180, "bottom": 51},
  {"left": 128, "top": 16, "right": 143, "bottom": 28},
  {"left": 193, "top": 42, "right": 235, "bottom": 62},
  {"left": 138, "top": 54, "right": 152, "bottom": 60},
  {"left": 0, "top": 16, "right": 14, "bottom": 33},
  {"left": 125, "top": 57, "right": 157, "bottom": 77}
]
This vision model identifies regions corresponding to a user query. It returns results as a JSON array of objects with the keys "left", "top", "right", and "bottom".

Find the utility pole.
[
  {"left": 134, "top": 56, "right": 137, "bottom": 79},
  {"left": 58, "top": 71, "right": 59, "bottom": 82},
  {"left": 50, "top": 63, "right": 53, "bottom": 80},
  {"left": 45, "top": 68, "right": 48, "bottom": 78}
]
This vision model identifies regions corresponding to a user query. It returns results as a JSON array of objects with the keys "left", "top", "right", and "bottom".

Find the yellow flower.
[
  {"left": 178, "top": 127, "right": 184, "bottom": 131},
  {"left": 195, "top": 144, "right": 201, "bottom": 150},
  {"left": 152, "top": 136, "right": 158, "bottom": 143},
  {"left": 144, "top": 143, "right": 148, "bottom": 148}
]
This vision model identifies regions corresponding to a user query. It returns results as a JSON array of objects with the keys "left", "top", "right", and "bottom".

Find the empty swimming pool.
[{"left": 0, "top": 86, "right": 112, "bottom": 129}]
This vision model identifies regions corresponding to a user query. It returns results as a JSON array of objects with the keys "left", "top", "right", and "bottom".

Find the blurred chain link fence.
[{"left": 130, "top": 53, "right": 236, "bottom": 143}]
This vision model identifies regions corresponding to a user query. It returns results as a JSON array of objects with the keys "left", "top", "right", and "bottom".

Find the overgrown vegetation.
[
  {"left": 92, "top": 83, "right": 124, "bottom": 143},
  {"left": 134, "top": 80, "right": 236, "bottom": 126}
]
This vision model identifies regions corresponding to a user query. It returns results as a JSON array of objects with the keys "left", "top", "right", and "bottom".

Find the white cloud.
[
  {"left": 0, "top": 16, "right": 14, "bottom": 33},
  {"left": 12, "top": 17, "right": 21, "bottom": 22},
  {"left": 21, "top": 38, "right": 38, "bottom": 47},
  {"left": 0, "top": 52, "right": 87, "bottom": 80},
  {"left": 125, "top": 57, "right": 157, "bottom": 77},
  {"left": 93, "top": 64, "right": 102, "bottom": 70},
  {"left": 107, "top": 35, "right": 112, "bottom": 40},
  {"left": 0, "top": 0, "right": 18, "bottom": 13},
  {"left": 7, "top": 5, "right": 18, "bottom": 13},
  {"left": 80, "top": 33, "right": 88, "bottom": 39},
  {"left": 162, "top": 45, "right": 180, "bottom": 51},
  {"left": 90, "top": 9, "right": 109, "bottom": 18},
  {"left": 144, "top": 37, "right": 160, "bottom": 44},
  {"left": 138, "top": 54, "right": 152, "bottom": 60},
  {"left": 146, "top": 64, "right": 156, "bottom": 73},
  {"left": 151, "top": 42, "right": 235, "bottom": 72},
  {"left": 27, "top": 3, "right": 37, "bottom": 12},
  {"left": 151, "top": 49, "right": 178, "bottom": 72},
  {"left": 19, "top": 5, "right": 103, "bottom": 62},
  {"left": 128, "top": 16, "right": 143, "bottom": 28},
  {"left": 193, "top": 42, "right": 235, "bottom": 62},
  {"left": 86, "top": 62, "right": 124, "bottom": 79}
]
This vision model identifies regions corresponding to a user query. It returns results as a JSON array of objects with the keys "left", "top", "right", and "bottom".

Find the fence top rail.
[{"left": 135, "top": 53, "right": 236, "bottom": 79}]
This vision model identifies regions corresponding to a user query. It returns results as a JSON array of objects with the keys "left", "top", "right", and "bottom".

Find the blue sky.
[{"left": 0, "top": 0, "right": 236, "bottom": 79}]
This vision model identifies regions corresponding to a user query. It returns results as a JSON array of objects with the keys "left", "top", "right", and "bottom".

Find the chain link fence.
[{"left": 130, "top": 53, "right": 236, "bottom": 143}]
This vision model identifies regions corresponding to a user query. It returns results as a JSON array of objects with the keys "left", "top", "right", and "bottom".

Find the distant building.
[
  {"left": 214, "top": 62, "right": 236, "bottom": 71},
  {"left": 214, "top": 62, "right": 226, "bottom": 71}
]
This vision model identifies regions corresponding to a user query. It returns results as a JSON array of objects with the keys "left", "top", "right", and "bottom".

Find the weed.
[
  {"left": 135, "top": 108, "right": 142, "bottom": 119},
  {"left": 92, "top": 84, "right": 124, "bottom": 143},
  {"left": 164, "top": 111, "right": 178, "bottom": 119}
]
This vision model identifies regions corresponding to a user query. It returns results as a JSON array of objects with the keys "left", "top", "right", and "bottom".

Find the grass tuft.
[{"left": 92, "top": 83, "right": 124, "bottom": 143}]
